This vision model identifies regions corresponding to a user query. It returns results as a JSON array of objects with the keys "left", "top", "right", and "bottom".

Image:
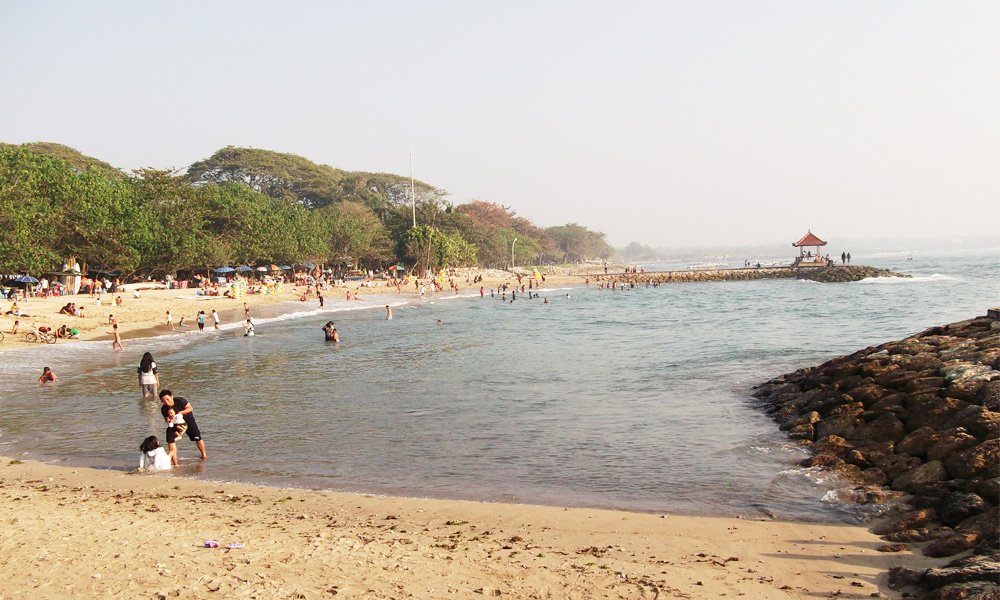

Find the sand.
[
  {"left": 0, "top": 272, "right": 938, "bottom": 598},
  {"left": 0, "top": 459, "right": 937, "bottom": 599}
]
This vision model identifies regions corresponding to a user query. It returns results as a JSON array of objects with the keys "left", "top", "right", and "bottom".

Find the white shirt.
[
  {"left": 139, "top": 362, "right": 158, "bottom": 385},
  {"left": 140, "top": 447, "right": 171, "bottom": 471}
]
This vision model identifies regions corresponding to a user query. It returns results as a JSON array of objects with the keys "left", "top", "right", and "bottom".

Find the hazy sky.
[{"left": 2, "top": 2, "right": 996, "bottom": 247}]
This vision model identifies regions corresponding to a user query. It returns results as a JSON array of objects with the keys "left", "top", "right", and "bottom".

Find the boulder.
[
  {"left": 884, "top": 527, "right": 953, "bottom": 543},
  {"left": 923, "top": 582, "right": 1000, "bottom": 600},
  {"left": 850, "top": 412, "right": 907, "bottom": 444},
  {"left": 905, "top": 395, "right": 970, "bottom": 432},
  {"left": 893, "top": 460, "right": 950, "bottom": 494},
  {"left": 787, "top": 422, "right": 815, "bottom": 440},
  {"left": 872, "top": 508, "right": 938, "bottom": 535},
  {"left": 924, "top": 532, "right": 980, "bottom": 558},
  {"left": 927, "top": 430, "right": 981, "bottom": 462},
  {"left": 847, "top": 382, "right": 884, "bottom": 406},
  {"left": 887, "top": 565, "right": 927, "bottom": 590},
  {"left": 967, "top": 477, "right": 999, "bottom": 505},
  {"left": 875, "top": 453, "right": 924, "bottom": 481},
  {"left": 942, "top": 363, "right": 997, "bottom": 385},
  {"left": 940, "top": 493, "right": 991, "bottom": 527},
  {"left": 924, "top": 552, "right": 1000, "bottom": 587},
  {"left": 897, "top": 426, "right": 938, "bottom": 457},
  {"left": 800, "top": 453, "right": 843, "bottom": 469},
  {"left": 815, "top": 415, "right": 860, "bottom": 440},
  {"left": 980, "top": 380, "right": 1000, "bottom": 411},
  {"left": 910, "top": 376, "right": 948, "bottom": 393},
  {"left": 944, "top": 405, "right": 999, "bottom": 441},
  {"left": 945, "top": 439, "right": 1000, "bottom": 480},
  {"left": 871, "top": 392, "right": 908, "bottom": 414},
  {"left": 942, "top": 381, "right": 986, "bottom": 402}
]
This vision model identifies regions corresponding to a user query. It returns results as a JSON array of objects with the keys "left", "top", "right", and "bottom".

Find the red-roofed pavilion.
[{"left": 793, "top": 231, "right": 827, "bottom": 265}]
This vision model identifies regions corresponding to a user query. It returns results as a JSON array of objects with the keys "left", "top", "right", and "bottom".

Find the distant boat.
[
  {"left": 687, "top": 258, "right": 730, "bottom": 270},
  {"left": 906, "top": 253, "right": 914, "bottom": 260}
]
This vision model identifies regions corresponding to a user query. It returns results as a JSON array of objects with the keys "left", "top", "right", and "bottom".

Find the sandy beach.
[
  {"left": 0, "top": 459, "right": 938, "bottom": 599},
  {"left": 0, "top": 271, "right": 943, "bottom": 599},
  {"left": 0, "top": 271, "right": 582, "bottom": 350}
]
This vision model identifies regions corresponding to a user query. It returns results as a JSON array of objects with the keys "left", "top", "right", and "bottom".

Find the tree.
[
  {"left": 315, "top": 201, "right": 393, "bottom": 265},
  {"left": 545, "top": 223, "right": 611, "bottom": 262}
]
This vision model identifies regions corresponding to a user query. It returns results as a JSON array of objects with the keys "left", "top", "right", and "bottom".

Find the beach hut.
[{"left": 793, "top": 231, "right": 827, "bottom": 265}]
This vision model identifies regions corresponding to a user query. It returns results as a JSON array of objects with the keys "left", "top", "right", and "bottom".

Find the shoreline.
[{"left": 0, "top": 457, "right": 937, "bottom": 599}]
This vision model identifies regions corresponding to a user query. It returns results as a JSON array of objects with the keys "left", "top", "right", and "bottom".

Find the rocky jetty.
[
  {"left": 591, "top": 264, "right": 906, "bottom": 285},
  {"left": 753, "top": 313, "right": 999, "bottom": 598}
]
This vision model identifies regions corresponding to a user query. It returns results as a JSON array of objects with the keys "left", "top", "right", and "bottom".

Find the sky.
[{"left": 1, "top": 1, "right": 997, "bottom": 248}]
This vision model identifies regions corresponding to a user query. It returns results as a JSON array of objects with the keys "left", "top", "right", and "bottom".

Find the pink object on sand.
[{"left": 204, "top": 541, "right": 220, "bottom": 548}]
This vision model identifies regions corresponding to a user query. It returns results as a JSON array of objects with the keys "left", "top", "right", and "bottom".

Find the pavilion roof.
[{"left": 792, "top": 231, "right": 827, "bottom": 247}]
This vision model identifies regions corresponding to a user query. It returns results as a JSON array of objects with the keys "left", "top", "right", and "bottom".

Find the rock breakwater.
[
  {"left": 590, "top": 264, "right": 906, "bottom": 285},
  {"left": 753, "top": 313, "right": 999, "bottom": 598}
]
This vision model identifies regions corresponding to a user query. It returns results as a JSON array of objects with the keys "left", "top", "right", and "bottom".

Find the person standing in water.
[
  {"left": 107, "top": 323, "right": 123, "bottom": 350},
  {"left": 158, "top": 390, "right": 207, "bottom": 465},
  {"left": 386, "top": 305, "right": 392, "bottom": 320},
  {"left": 211, "top": 309, "right": 220, "bottom": 330},
  {"left": 137, "top": 352, "right": 159, "bottom": 399}
]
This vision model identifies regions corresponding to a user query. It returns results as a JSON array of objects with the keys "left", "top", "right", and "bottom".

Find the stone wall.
[
  {"left": 589, "top": 264, "right": 906, "bottom": 285},
  {"left": 752, "top": 314, "right": 999, "bottom": 598}
]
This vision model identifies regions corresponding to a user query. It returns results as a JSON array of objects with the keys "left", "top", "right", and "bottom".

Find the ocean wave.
[{"left": 853, "top": 273, "right": 956, "bottom": 284}]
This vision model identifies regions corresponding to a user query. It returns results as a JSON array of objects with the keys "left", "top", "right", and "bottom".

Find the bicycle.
[
  {"left": 0, "top": 330, "right": 4, "bottom": 342},
  {"left": 25, "top": 329, "right": 57, "bottom": 344}
]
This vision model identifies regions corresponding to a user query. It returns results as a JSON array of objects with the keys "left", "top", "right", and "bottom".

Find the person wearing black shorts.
[{"left": 159, "top": 389, "right": 207, "bottom": 465}]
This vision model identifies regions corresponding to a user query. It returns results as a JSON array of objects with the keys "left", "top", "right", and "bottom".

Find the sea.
[{"left": 1, "top": 249, "right": 997, "bottom": 523}]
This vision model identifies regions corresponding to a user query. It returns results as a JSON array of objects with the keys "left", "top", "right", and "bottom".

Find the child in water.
[{"left": 139, "top": 436, "right": 172, "bottom": 471}]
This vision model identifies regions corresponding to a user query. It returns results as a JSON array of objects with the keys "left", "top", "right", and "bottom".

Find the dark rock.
[
  {"left": 898, "top": 427, "right": 939, "bottom": 457},
  {"left": 943, "top": 381, "right": 986, "bottom": 402},
  {"left": 875, "top": 453, "right": 924, "bottom": 481},
  {"left": 829, "top": 401, "right": 866, "bottom": 418},
  {"left": 981, "top": 381, "right": 1000, "bottom": 411},
  {"left": 884, "top": 527, "right": 953, "bottom": 543},
  {"left": 787, "top": 422, "right": 815, "bottom": 440},
  {"left": 816, "top": 415, "right": 861, "bottom": 440},
  {"left": 851, "top": 412, "right": 908, "bottom": 444},
  {"left": 871, "top": 392, "right": 908, "bottom": 414},
  {"left": 913, "top": 495, "right": 946, "bottom": 510},
  {"left": 801, "top": 453, "right": 843, "bottom": 469},
  {"left": 923, "top": 582, "right": 1000, "bottom": 600},
  {"left": 925, "top": 532, "right": 980, "bottom": 557},
  {"left": 894, "top": 460, "right": 950, "bottom": 494},
  {"left": 832, "top": 485, "right": 904, "bottom": 504},
  {"left": 924, "top": 552, "right": 1000, "bottom": 587},
  {"left": 955, "top": 507, "right": 999, "bottom": 541},
  {"left": 941, "top": 493, "right": 991, "bottom": 527},
  {"left": 944, "top": 406, "right": 999, "bottom": 441},
  {"left": 906, "top": 395, "right": 971, "bottom": 432},
  {"left": 813, "top": 435, "right": 853, "bottom": 460},
  {"left": 887, "top": 565, "right": 927, "bottom": 590},
  {"left": 968, "top": 478, "right": 999, "bottom": 505},
  {"left": 873, "top": 508, "right": 938, "bottom": 535},
  {"left": 910, "top": 377, "right": 948, "bottom": 393},
  {"left": 877, "top": 543, "right": 909, "bottom": 552},
  {"left": 928, "top": 430, "right": 981, "bottom": 463},
  {"left": 848, "top": 382, "right": 885, "bottom": 406},
  {"left": 945, "top": 440, "right": 1000, "bottom": 480}
]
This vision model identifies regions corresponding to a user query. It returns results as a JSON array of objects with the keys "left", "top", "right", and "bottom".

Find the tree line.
[{"left": 0, "top": 144, "right": 612, "bottom": 279}]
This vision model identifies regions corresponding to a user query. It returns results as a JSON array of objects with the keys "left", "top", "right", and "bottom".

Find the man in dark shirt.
[{"left": 159, "top": 389, "right": 208, "bottom": 465}]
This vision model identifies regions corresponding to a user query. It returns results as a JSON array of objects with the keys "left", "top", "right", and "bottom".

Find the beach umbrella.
[
  {"left": 236, "top": 266, "right": 253, "bottom": 272},
  {"left": 13, "top": 275, "right": 38, "bottom": 283},
  {"left": 267, "top": 264, "right": 280, "bottom": 271},
  {"left": 302, "top": 262, "right": 316, "bottom": 269},
  {"left": 256, "top": 266, "right": 268, "bottom": 272},
  {"left": 279, "top": 265, "right": 292, "bottom": 270},
  {"left": 214, "top": 266, "right": 236, "bottom": 273}
]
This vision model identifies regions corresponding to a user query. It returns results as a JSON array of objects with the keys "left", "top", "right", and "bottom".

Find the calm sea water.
[{"left": 1, "top": 249, "right": 997, "bottom": 522}]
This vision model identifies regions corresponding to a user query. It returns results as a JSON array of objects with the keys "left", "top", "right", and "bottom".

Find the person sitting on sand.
[
  {"left": 11, "top": 320, "right": 20, "bottom": 334},
  {"left": 59, "top": 303, "right": 74, "bottom": 316},
  {"left": 138, "top": 436, "right": 171, "bottom": 471},
  {"left": 115, "top": 295, "right": 123, "bottom": 306},
  {"left": 38, "top": 366, "right": 57, "bottom": 385}
]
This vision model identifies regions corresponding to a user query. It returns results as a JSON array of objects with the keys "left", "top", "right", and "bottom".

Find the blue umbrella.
[
  {"left": 214, "top": 266, "right": 236, "bottom": 273},
  {"left": 279, "top": 265, "right": 292, "bottom": 270},
  {"left": 13, "top": 275, "right": 38, "bottom": 283},
  {"left": 235, "top": 266, "right": 253, "bottom": 272},
  {"left": 302, "top": 262, "right": 316, "bottom": 269}
]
